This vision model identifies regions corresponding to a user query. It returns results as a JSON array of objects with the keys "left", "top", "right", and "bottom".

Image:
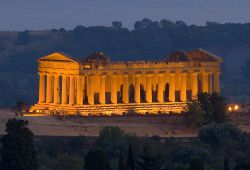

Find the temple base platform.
[{"left": 29, "top": 102, "right": 187, "bottom": 116}]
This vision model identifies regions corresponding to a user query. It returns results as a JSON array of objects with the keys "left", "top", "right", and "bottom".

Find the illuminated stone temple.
[{"left": 30, "top": 49, "right": 222, "bottom": 115}]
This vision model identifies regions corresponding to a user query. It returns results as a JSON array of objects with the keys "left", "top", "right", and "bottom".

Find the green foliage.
[
  {"left": 59, "top": 28, "right": 66, "bottom": 32},
  {"left": 224, "top": 158, "right": 230, "bottom": 170},
  {"left": 96, "top": 126, "right": 125, "bottom": 158},
  {"left": 84, "top": 149, "right": 110, "bottom": 170},
  {"left": 37, "top": 153, "right": 83, "bottom": 170},
  {"left": 172, "top": 164, "right": 188, "bottom": 170},
  {"left": 0, "top": 118, "right": 38, "bottom": 170},
  {"left": 118, "top": 153, "right": 125, "bottom": 170},
  {"left": 198, "top": 92, "right": 228, "bottom": 123},
  {"left": 12, "top": 99, "right": 27, "bottom": 115},
  {"left": 207, "top": 93, "right": 228, "bottom": 123},
  {"left": 171, "top": 145, "right": 211, "bottom": 166},
  {"left": 126, "top": 142, "right": 136, "bottom": 170},
  {"left": 136, "top": 148, "right": 166, "bottom": 170},
  {"left": 112, "top": 21, "right": 122, "bottom": 29},
  {"left": 241, "top": 57, "right": 250, "bottom": 81},
  {"left": 198, "top": 123, "right": 241, "bottom": 149},
  {"left": 184, "top": 93, "right": 228, "bottom": 128},
  {"left": 188, "top": 158, "right": 204, "bottom": 170},
  {"left": 37, "top": 136, "right": 87, "bottom": 157},
  {"left": 49, "top": 154, "right": 83, "bottom": 170},
  {"left": 183, "top": 101, "right": 206, "bottom": 128},
  {"left": 17, "top": 30, "right": 31, "bottom": 45},
  {"left": 234, "top": 162, "right": 250, "bottom": 170}
]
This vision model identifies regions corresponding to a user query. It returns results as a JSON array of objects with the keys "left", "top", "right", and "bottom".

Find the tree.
[
  {"left": 224, "top": 158, "right": 230, "bottom": 170},
  {"left": 12, "top": 99, "right": 27, "bottom": 116},
  {"left": 126, "top": 142, "right": 136, "bottom": 170},
  {"left": 49, "top": 154, "right": 83, "bottom": 170},
  {"left": 209, "top": 93, "right": 228, "bottom": 123},
  {"left": 119, "top": 153, "right": 125, "bottom": 170},
  {"left": 197, "top": 93, "right": 211, "bottom": 116},
  {"left": 183, "top": 100, "right": 206, "bottom": 128},
  {"left": 112, "top": 21, "right": 122, "bottom": 29},
  {"left": 17, "top": 30, "right": 31, "bottom": 45},
  {"left": 96, "top": 126, "right": 125, "bottom": 158},
  {"left": 188, "top": 158, "right": 204, "bottom": 170},
  {"left": 136, "top": 154, "right": 165, "bottom": 170},
  {"left": 241, "top": 57, "right": 250, "bottom": 81},
  {"left": 59, "top": 28, "right": 66, "bottom": 32},
  {"left": 134, "top": 18, "right": 160, "bottom": 30},
  {"left": 84, "top": 149, "right": 110, "bottom": 170},
  {"left": 234, "top": 162, "right": 250, "bottom": 170},
  {"left": 0, "top": 118, "right": 38, "bottom": 170},
  {"left": 198, "top": 123, "right": 241, "bottom": 149},
  {"left": 160, "top": 19, "right": 174, "bottom": 28},
  {"left": 198, "top": 92, "right": 228, "bottom": 124}
]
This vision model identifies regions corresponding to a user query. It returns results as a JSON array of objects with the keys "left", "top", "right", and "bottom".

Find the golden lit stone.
[{"left": 30, "top": 50, "right": 222, "bottom": 115}]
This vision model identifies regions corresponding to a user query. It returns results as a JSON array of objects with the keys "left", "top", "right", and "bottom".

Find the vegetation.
[
  {"left": 241, "top": 57, "right": 250, "bottom": 82},
  {"left": 84, "top": 149, "right": 110, "bottom": 170},
  {"left": 1, "top": 118, "right": 250, "bottom": 170},
  {"left": 183, "top": 100, "right": 206, "bottom": 128},
  {"left": 188, "top": 158, "right": 204, "bottom": 170},
  {"left": 0, "top": 118, "right": 38, "bottom": 170},
  {"left": 183, "top": 93, "right": 228, "bottom": 128}
]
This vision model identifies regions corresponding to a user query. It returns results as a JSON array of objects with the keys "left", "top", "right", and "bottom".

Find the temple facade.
[{"left": 30, "top": 49, "right": 222, "bottom": 115}]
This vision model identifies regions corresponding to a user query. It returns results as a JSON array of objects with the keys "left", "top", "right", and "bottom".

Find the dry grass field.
[
  {"left": 1, "top": 109, "right": 249, "bottom": 137},
  {"left": 0, "top": 109, "right": 197, "bottom": 137}
]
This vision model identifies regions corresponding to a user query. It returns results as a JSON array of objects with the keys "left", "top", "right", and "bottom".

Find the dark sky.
[{"left": 1, "top": 0, "right": 250, "bottom": 31}]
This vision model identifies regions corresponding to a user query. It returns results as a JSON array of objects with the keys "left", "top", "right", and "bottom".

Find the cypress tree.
[
  {"left": 188, "top": 158, "right": 204, "bottom": 170},
  {"left": 0, "top": 118, "right": 38, "bottom": 170},
  {"left": 119, "top": 153, "right": 125, "bottom": 170},
  {"left": 126, "top": 142, "right": 135, "bottom": 170},
  {"left": 224, "top": 158, "right": 230, "bottom": 170}
]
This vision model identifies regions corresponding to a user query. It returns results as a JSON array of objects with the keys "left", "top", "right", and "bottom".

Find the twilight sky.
[{"left": 0, "top": 0, "right": 250, "bottom": 31}]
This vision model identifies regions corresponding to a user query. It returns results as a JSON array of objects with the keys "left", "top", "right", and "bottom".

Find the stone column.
[
  {"left": 134, "top": 74, "right": 141, "bottom": 103},
  {"left": 146, "top": 74, "right": 152, "bottom": 103},
  {"left": 53, "top": 74, "right": 60, "bottom": 104},
  {"left": 99, "top": 75, "right": 106, "bottom": 104},
  {"left": 214, "top": 72, "right": 220, "bottom": 93},
  {"left": 209, "top": 73, "right": 213, "bottom": 94},
  {"left": 69, "top": 76, "right": 75, "bottom": 105},
  {"left": 111, "top": 75, "right": 117, "bottom": 104},
  {"left": 122, "top": 75, "right": 129, "bottom": 104},
  {"left": 88, "top": 76, "right": 94, "bottom": 105},
  {"left": 61, "top": 75, "right": 67, "bottom": 104},
  {"left": 169, "top": 73, "right": 175, "bottom": 102},
  {"left": 180, "top": 73, "right": 187, "bottom": 102},
  {"left": 157, "top": 74, "right": 164, "bottom": 102},
  {"left": 76, "top": 76, "right": 83, "bottom": 105},
  {"left": 191, "top": 72, "right": 198, "bottom": 99},
  {"left": 82, "top": 76, "right": 86, "bottom": 102},
  {"left": 38, "top": 73, "right": 46, "bottom": 103},
  {"left": 201, "top": 72, "right": 209, "bottom": 93},
  {"left": 46, "top": 74, "right": 53, "bottom": 103}
]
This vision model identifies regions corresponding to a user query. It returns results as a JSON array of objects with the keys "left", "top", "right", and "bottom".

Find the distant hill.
[
  {"left": 1, "top": 0, "right": 250, "bottom": 30},
  {"left": 0, "top": 19, "right": 250, "bottom": 107}
]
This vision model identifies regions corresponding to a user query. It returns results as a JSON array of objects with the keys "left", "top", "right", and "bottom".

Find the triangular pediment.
[
  {"left": 186, "top": 49, "right": 223, "bottom": 62},
  {"left": 38, "top": 52, "right": 78, "bottom": 63}
]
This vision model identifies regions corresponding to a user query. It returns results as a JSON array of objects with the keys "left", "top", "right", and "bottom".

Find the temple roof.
[
  {"left": 167, "top": 51, "right": 190, "bottom": 62},
  {"left": 82, "top": 52, "right": 110, "bottom": 64},
  {"left": 38, "top": 52, "right": 79, "bottom": 63},
  {"left": 166, "top": 49, "right": 223, "bottom": 62}
]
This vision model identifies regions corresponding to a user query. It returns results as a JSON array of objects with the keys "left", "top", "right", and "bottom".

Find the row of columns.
[{"left": 38, "top": 72, "right": 220, "bottom": 105}]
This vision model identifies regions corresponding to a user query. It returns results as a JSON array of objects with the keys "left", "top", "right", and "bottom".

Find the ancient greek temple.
[{"left": 30, "top": 49, "right": 222, "bottom": 115}]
